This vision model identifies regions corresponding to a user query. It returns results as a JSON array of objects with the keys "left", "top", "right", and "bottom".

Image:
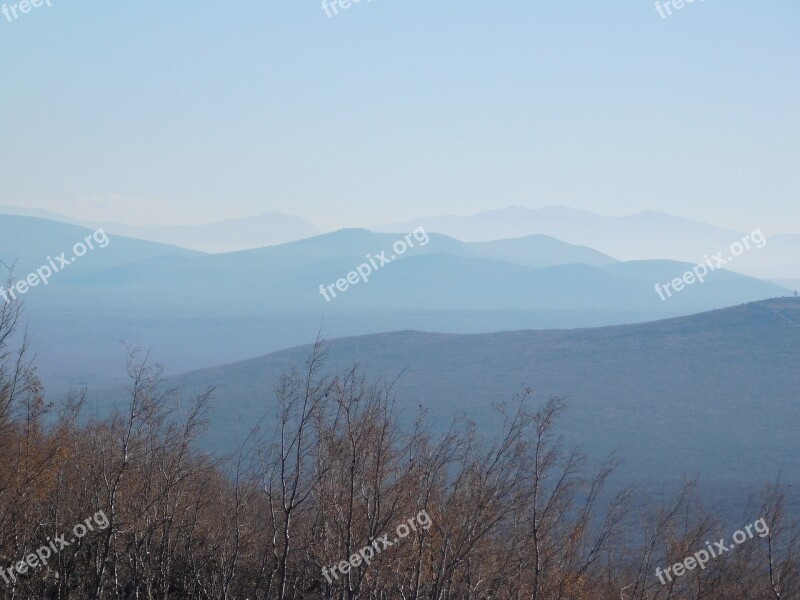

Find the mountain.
[
  {"left": 38, "top": 227, "right": 785, "bottom": 321},
  {"left": 0, "top": 215, "right": 201, "bottom": 276},
  {"left": 139, "top": 298, "right": 800, "bottom": 502},
  {"left": 97, "top": 212, "right": 322, "bottom": 253},
  {"left": 0, "top": 217, "right": 787, "bottom": 394},
  {"left": 0, "top": 205, "right": 321, "bottom": 253},
  {"left": 0, "top": 203, "right": 81, "bottom": 223},
  {"left": 373, "top": 206, "right": 800, "bottom": 280}
]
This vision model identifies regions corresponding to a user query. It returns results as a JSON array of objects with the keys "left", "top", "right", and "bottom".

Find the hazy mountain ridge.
[
  {"left": 374, "top": 206, "right": 800, "bottom": 279},
  {"left": 30, "top": 225, "right": 786, "bottom": 315},
  {"left": 0, "top": 205, "right": 321, "bottom": 253},
  {"left": 8, "top": 203, "right": 799, "bottom": 280},
  {"left": 0, "top": 215, "right": 201, "bottom": 275}
]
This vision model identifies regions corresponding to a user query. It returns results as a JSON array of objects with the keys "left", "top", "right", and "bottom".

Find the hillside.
[{"left": 146, "top": 298, "right": 800, "bottom": 499}]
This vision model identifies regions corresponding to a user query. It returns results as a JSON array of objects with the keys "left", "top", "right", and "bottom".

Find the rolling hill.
[{"left": 140, "top": 298, "right": 800, "bottom": 504}]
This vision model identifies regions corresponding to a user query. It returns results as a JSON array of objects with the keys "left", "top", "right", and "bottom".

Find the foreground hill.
[{"left": 151, "top": 298, "right": 800, "bottom": 500}]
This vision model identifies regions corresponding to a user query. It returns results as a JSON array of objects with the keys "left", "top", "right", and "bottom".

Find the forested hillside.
[{"left": 2, "top": 298, "right": 797, "bottom": 599}]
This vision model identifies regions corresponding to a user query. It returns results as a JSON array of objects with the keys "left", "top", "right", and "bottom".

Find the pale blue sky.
[{"left": 1, "top": 0, "right": 798, "bottom": 232}]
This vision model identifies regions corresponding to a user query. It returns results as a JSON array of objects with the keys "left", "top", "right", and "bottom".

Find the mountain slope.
[
  {"left": 0, "top": 215, "right": 201, "bottom": 276},
  {"left": 150, "top": 298, "right": 800, "bottom": 497},
  {"left": 0, "top": 206, "right": 322, "bottom": 253},
  {"left": 373, "top": 206, "right": 800, "bottom": 279}
]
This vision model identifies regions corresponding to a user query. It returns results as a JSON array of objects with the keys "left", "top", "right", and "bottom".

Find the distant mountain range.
[
  {"left": 0, "top": 215, "right": 789, "bottom": 394},
  {"left": 15, "top": 202, "right": 793, "bottom": 289},
  {"left": 136, "top": 297, "right": 800, "bottom": 504},
  {"left": 0, "top": 204, "right": 321, "bottom": 253},
  {"left": 373, "top": 206, "right": 800, "bottom": 281},
  {"left": 5, "top": 204, "right": 800, "bottom": 281}
]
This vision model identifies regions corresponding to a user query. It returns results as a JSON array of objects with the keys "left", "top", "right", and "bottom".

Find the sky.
[{"left": 1, "top": 0, "right": 798, "bottom": 233}]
